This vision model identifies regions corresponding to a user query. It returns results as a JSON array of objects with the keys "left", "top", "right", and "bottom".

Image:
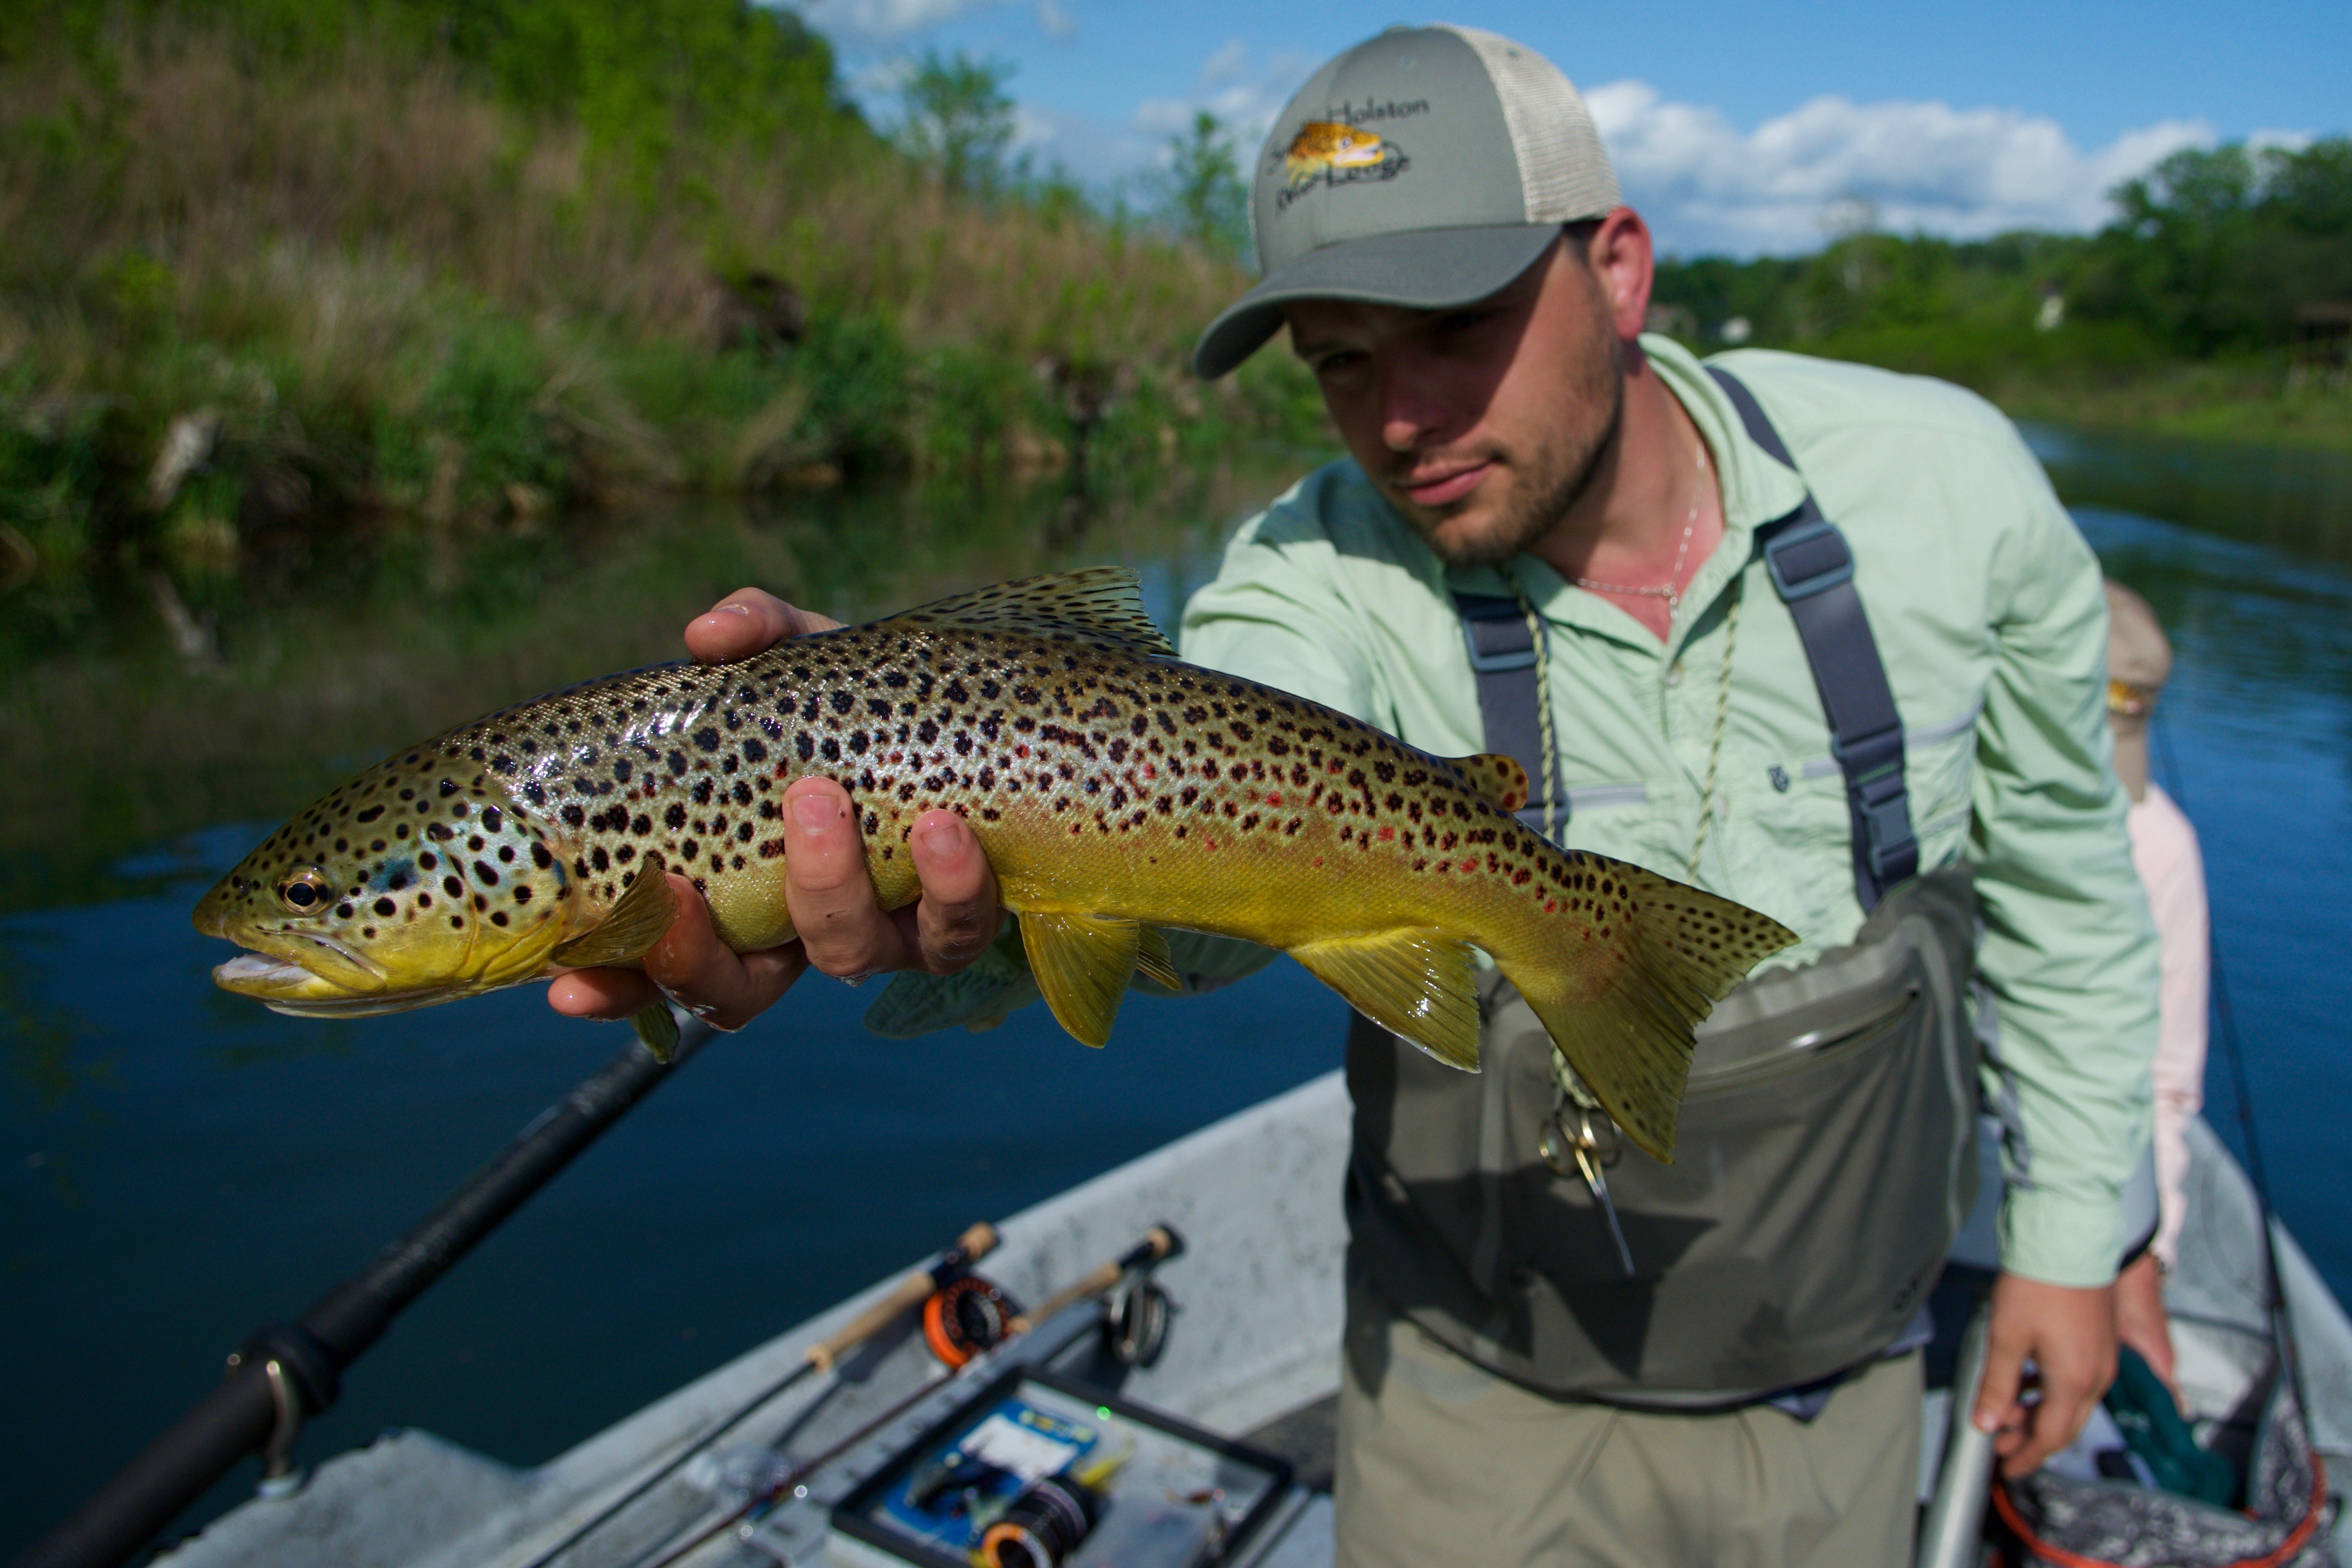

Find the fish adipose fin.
[
  {"left": 1021, "top": 911, "right": 1150, "bottom": 1046},
  {"left": 1515, "top": 872, "right": 1797, "bottom": 1164},
  {"left": 1448, "top": 753, "right": 1530, "bottom": 814},
  {"left": 888, "top": 567, "right": 1175, "bottom": 658},
  {"left": 549, "top": 868, "right": 677, "bottom": 968},
  {"left": 1290, "top": 929, "right": 1482, "bottom": 1071}
]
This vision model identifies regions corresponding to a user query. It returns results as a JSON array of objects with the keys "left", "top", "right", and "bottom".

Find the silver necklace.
[{"left": 1574, "top": 439, "right": 1709, "bottom": 620}]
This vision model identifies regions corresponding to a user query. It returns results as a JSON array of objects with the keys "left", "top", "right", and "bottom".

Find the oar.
[
  {"left": 513, "top": 1222, "right": 1000, "bottom": 1568},
  {"left": 17, "top": 1016, "right": 714, "bottom": 1568}
]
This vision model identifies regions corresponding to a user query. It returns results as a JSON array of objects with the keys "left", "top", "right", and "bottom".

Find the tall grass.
[{"left": 0, "top": 18, "right": 1320, "bottom": 655}]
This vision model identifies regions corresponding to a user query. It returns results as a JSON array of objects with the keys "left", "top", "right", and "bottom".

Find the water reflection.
[
  {"left": 2026, "top": 423, "right": 2352, "bottom": 567},
  {"left": 0, "top": 460, "right": 1302, "bottom": 916}
]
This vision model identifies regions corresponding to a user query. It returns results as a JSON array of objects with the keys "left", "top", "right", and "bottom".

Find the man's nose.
[{"left": 1377, "top": 361, "right": 1452, "bottom": 452}]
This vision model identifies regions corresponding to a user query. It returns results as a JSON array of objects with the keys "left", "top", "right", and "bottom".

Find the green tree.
[
  {"left": 898, "top": 49, "right": 1016, "bottom": 198},
  {"left": 1153, "top": 111, "right": 1249, "bottom": 259}
]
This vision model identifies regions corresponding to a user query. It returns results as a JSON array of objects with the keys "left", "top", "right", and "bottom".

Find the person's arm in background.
[
  {"left": 2113, "top": 786, "right": 2211, "bottom": 1396},
  {"left": 1964, "top": 431, "right": 2163, "bottom": 1475}
]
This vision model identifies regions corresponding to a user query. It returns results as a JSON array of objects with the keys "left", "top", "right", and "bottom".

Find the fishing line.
[
  {"left": 620, "top": 1225, "right": 1182, "bottom": 1568},
  {"left": 2148, "top": 703, "right": 2313, "bottom": 1408},
  {"left": 514, "top": 1223, "right": 997, "bottom": 1568}
]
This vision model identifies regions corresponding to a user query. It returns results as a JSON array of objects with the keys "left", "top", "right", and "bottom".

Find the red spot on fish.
[
  {"left": 1545, "top": 899, "right": 1557, "bottom": 912},
  {"left": 1378, "top": 826, "right": 1394, "bottom": 841},
  {"left": 1266, "top": 791, "right": 1281, "bottom": 806}
]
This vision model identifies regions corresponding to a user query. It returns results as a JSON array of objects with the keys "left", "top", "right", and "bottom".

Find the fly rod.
[
  {"left": 623, "top": 1223, "right": 1183, "bottom": 1568},
  {"left": 514, "top": 1222, "right": 1000, "bottom": 1568},
  {"left": 17, "top": 1016, "right": 714, "bottom": 1568}
]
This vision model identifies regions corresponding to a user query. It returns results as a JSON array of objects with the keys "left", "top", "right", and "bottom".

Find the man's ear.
[{"left": 1586, "top": 207, "right": 1655, "bottom": 344}]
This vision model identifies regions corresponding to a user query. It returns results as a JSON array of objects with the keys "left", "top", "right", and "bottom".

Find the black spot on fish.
[
  {"left": 611, "top": 760, "right": 632, "bottom": 783},
  {"left": 443, "top": 875, "right": 464, "bottom": 898},
  {"left": 356, "top": 804, "right": 385, "bottom": 823},
  {"left": 695, "top": 728, "right": 721, "bottom": 752},
  {"left": 513, "top": 883, "right": 531, "bottom": 903}
]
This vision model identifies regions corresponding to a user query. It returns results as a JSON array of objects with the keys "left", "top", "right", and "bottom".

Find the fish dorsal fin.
[
  {"left": 549, "top": 867, "right": 677, "bottom": 969},
  {"left": 1448, "top": 753, "right": 1529, "bottom": 814},
  {"left": 1290, "top": 929, "right": 1482, "bottom": 1071},
  {"left": 1019, "top": 911, "right": 1147, "bottom": 1046},
  {"left": 888, "top": 567, "right": 1175, "bottom": 657}
]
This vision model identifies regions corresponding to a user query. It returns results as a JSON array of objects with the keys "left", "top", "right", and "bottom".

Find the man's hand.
[
  {"left": 1972, "top": 1272, "right": 2120, "bottom": 1477},
  {"left": 544, "top": 587, "right": 1004, "bottom": 1031}
]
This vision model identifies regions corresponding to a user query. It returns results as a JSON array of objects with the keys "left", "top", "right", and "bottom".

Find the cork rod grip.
[
  {"left": 1008, "top": 1225, "right": 1177, "bottom": 1334},
  {"left": 805, "top": 1222, "right": 997, "bottom": 1373}
]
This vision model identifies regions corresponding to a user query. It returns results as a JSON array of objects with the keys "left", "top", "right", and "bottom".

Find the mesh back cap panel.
[{"left": 1444, "top": 24, "right": 1620, "bottom": 222}]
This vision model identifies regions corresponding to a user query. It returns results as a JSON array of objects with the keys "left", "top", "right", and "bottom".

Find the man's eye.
[
  {"left": 1313, "top": 351, "right": 1366, "bottom": 377},
  {"left": 1434, "top": 309, "right": 1494, "bottom": 335}
]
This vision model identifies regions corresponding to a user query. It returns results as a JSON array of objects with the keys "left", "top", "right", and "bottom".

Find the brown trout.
[{"left": 196, "top": 568, "right": 1794, "bottom": 1157}]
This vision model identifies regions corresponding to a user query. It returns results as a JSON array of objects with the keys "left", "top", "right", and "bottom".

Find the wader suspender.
[{"left": 1452, "top": 364, "right": 1919, "bottom": 908}]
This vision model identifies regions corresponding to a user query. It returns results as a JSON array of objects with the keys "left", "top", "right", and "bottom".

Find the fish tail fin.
[{"left": 1506, "top": 862, "right": 1795, "bottom": 1164}]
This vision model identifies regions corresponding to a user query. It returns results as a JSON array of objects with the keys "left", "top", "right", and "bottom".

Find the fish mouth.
[{"left": 210, "top": 935, "right": 426, "bottom": 1016}]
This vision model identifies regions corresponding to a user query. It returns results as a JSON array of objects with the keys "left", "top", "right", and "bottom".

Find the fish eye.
[{"left": 277, "top": 870, "right": 333, "bottom": 913}]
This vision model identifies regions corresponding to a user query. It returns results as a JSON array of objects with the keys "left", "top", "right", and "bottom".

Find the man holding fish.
[{"left": 551, "top": 26, "right": 2159, "bottom": 1568}]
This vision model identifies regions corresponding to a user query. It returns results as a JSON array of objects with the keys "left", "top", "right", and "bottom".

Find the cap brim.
[{"left": 1192, "top": 223, "right": 1563, "bottom": 380}]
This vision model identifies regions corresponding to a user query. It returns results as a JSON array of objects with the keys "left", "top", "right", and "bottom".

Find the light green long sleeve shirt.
[{"left": 1178, "top": 335, "right": 2159, "bottom": 1289}]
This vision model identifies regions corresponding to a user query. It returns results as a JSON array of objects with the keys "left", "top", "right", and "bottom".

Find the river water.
[{"left": 4, "top": 431, "right": 2351, "bottom": 1555}]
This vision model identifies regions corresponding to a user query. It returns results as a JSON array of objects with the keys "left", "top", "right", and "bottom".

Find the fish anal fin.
[
  {"left": 1020, "top": 911, "right": 1142, "bottom": 1046},
  {"left": 1448, "top": 753, "right": 1530, "bottom": 814},
  {"left": 549, "top": 866, "right": 677, "bottom": 968},
  {"left": 885, "top": 567, "right": 1175, "bottom": 657},
  {"left": 1291, "top": 929, "right": 1482, "bottom": 1071},
  {"left": 1134, "top": 927, "right": 1181, "bottom": 993}
]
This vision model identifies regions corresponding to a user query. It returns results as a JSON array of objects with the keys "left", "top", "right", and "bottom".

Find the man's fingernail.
[
  {"left": 794, "top": 793, "right": 837, "bottom": 832},
  {"left": 1973, "top": 1410, "right": 1997, "bottom": 1432},
  {"left": 717, "top": 602, "right": 751, "bottom": 616},
  {"left": 916, "top": 818, "right": 962, "bottom": 856}
]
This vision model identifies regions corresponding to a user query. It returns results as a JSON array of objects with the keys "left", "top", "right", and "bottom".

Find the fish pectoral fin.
[
  {"left": 549, "top": 867, "right": 677, "bottom": 968},
  {"left": 1448, "top": 753, "right": 1531, "bottom": 815},
  {"left": 1290, "top": 929, "right": 1482, "bottom": 1071},
  {"left": 887, "top": 567, "right": 1176, "bottom": 657},
  {"left": 1133, "top": 927, "right": 1181, "bottom": 992},
  {"left": 1020, "top": 911, "right": 1143, "bottom": 1047},
  {"left": 632, "top": 1002, "right": 682, "bottom": 1063}
]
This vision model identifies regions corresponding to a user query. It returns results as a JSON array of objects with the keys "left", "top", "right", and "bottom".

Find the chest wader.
[{"left": 1343, "top": 366, "right": 1982, "bottom": 1404}]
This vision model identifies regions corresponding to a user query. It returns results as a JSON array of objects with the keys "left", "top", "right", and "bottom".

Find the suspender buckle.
[
  {"left": 1762, "top": 517, "right": 1854, "bottom": 601},
  {"left": 1830, "top": 722, "right": 1903, "bottom": 783},
  {"left": 1458, "top": 595, "right": 1538, "bottom": 673}
]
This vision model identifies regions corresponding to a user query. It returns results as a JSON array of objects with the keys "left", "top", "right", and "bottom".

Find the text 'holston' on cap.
[{"left": 1192, "top": 23, "right": 1620, "bottom": 379}]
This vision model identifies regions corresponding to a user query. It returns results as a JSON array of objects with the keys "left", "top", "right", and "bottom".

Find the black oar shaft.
[{"left": 17, "top": 1022, "right": 709, "bottom": 1568}]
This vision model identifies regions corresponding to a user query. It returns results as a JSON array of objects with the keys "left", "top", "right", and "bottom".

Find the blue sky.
[{"left": 784, "top": 0, "right": 2349, "bottom": 255}]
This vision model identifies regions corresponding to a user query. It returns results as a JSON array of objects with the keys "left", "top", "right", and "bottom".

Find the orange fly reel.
[{"left": 921, "top": 1274, "right": 1019, "bottom": 1367}]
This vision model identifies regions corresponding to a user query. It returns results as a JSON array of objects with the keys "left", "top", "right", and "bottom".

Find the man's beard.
[{"left": 1405, "top": 340, "right": 1626, "bottom": 569}]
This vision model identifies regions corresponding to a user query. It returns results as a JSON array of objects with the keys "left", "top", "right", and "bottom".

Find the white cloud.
[
  {"left": 1584, "top": 80, "right": 2216, "bottom": 254},
  {"left": 791, "top": 0, "right": 987, "bottom": 48}
]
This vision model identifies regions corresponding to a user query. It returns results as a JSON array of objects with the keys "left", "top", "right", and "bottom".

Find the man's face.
[{"left": 1284, "top": 236, "right": 1625, "bottom": 567}]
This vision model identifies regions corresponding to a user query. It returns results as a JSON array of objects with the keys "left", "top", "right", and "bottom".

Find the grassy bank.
[
  {"left": 1771, "top": 324, "right": 2352, "bottom": 451},
  {"left": 0, "top": 13, "right": 1321, "bottom": 663}
]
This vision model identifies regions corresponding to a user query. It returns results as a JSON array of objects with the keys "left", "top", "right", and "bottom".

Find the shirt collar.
[{"left": 1443, "top": 335, "right": 1810, "bottom": 653}]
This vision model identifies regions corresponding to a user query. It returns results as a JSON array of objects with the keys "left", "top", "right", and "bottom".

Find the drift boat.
[{"left": 111, "top": 1063, "right": 2348, "bottom": 1568}]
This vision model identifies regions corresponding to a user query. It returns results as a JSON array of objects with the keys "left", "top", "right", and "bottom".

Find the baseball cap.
[
  {"left": 2104, "top": 579, "right": 2171, "bottom": 800},
  {"left": 1192, "top": 24, "right": 1620, "bottom": 380}
]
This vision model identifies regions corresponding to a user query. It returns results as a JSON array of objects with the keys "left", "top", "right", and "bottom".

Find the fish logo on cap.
[{"left": 1276, "top": 120, "right": 1408, "bottom": 205}]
